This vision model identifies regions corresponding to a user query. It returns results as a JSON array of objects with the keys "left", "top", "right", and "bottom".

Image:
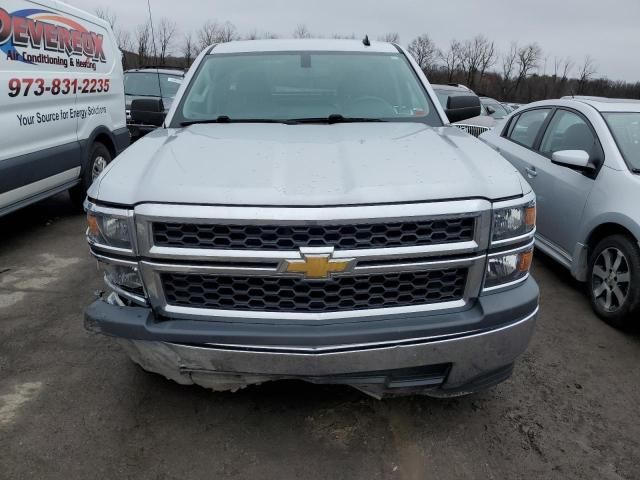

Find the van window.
[{"left": 508, "top": 109, "right": 551, "bottom": 148}]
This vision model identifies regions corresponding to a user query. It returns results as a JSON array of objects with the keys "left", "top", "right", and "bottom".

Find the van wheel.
[
  {"left": 588, "top": 234, "right": 640, "bottom": 330},
  {"left": 69, "top": 142, "right": 112, "bottom": 208}
]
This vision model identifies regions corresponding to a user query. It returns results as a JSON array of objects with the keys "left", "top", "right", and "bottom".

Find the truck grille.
[
  {"left": 153, "top": 218, "right": 475, "bottom": 251},
  {"left": 454, "top": 124, "right": 491, "bottom": 138},
  {"left": 161, "top": 269, "right": 467, "bottom": 313}
]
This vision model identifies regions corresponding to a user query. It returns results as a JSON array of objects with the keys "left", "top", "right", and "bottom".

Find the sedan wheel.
[
  {"left": 588, "top": 234, "right": 640, "bottom": 330},
  {"left": 591, "top": 247, "right": 630, "bottom": 313}
]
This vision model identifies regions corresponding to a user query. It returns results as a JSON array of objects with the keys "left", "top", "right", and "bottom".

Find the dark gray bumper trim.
[{"left": 85, "top": 278, "right": 538, "bottom": 351}]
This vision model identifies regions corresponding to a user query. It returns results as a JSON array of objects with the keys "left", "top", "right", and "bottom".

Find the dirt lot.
[{"left": 1, "top": 193, "right": 639, "bottom": 480}]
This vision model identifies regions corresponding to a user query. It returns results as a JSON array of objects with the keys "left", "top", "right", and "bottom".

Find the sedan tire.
[{"left": 588, "top": 234, "right": 640, "bottom": 330}]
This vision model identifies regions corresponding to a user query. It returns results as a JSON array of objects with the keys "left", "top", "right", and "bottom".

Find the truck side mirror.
[
  {"left": 445, "top": 95, "right": 482, "bottom": 123},
  {"left": 131, "top": 98, "right": 166, "bottom": 127}
]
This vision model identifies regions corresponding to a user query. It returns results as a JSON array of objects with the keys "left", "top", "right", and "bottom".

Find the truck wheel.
[
  {"left": 69, "top": 142, "right": 112, "bottom": 208},
  {"left": 588, "top": 234, "right": 640, "bottom": 330}
]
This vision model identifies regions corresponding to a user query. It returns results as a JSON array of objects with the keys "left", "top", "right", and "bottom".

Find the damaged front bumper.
[{"left": 85, "top": 278, "right": 539, "bottom": 398}]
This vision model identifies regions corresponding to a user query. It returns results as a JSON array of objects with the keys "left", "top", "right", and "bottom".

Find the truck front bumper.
[{"left": 85, "top": 278, "right": 538, "bottom": 398}]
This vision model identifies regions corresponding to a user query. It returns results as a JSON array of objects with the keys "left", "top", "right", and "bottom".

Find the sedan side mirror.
[
  {"left": 131, "top": 98, "right": 165, "bottom": 127},
  {"left": 485, "top": 105, "right": 496, "bottom": 115},
  {"left": 445, "top": 95, "right": 482, "bottom": 123},
  {"left": 551, "top": 150, "right": 593, "bottom": 170}
]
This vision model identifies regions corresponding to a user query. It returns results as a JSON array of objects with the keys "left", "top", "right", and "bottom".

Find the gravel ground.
[{"left": 1, "top": 193, "right": 639, "bottom": 480}]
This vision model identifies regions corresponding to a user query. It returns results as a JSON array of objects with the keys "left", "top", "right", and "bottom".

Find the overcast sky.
[{"left": 67, "top": 0, "right": 640, "bottom": 83}]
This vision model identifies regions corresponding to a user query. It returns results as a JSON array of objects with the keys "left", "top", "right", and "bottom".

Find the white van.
[{"left": 0, "top": 0, "right": 127, "bottom": 215}]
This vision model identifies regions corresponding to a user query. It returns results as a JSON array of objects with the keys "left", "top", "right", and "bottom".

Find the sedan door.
[
  {"left": 530, "top": 109, "right": 601, "bottom": 256},
  {"left": 490, "top": 108, "right": 553, "bottom": 191}
]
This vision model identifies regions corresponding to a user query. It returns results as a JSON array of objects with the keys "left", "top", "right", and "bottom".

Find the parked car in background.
[
  {"left": 506, "top": 103, "right": 524, "bottom": 112},
  {"left": 480, "top": 96, "right": 640, "bottom": 329},
  {"left": 0, "top": 0, "right": 127, "bottom": 216},
  {"left": 124, "top": 67, "right": 184, "bottom": 139},
  {"left": 480, "top": 96, "right": 510, "bottom": 119},
  {"left": 85, "top": 39, "right": 539, "bottom": 398},
  {"left": 432, "top": 84, "right": 496, "bottom": 137}
]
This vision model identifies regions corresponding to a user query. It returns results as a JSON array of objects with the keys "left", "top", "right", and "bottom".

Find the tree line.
[{"left": 95, "top": 8, "right": 640, "bottom": 103}]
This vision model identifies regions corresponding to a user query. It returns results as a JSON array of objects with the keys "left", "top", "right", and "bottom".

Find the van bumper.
[{"left": 85, "top": 279, "right": 538, "bottom": 398}]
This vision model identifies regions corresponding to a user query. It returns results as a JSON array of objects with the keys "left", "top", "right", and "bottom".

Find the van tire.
[{"left": 69, "top": 142, "right": 112, "bottom": 208}]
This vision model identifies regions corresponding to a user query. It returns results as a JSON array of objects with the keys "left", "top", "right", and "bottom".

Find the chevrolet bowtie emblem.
[{"left": 281, "top": 250, "right": 355, "bottom": 279}]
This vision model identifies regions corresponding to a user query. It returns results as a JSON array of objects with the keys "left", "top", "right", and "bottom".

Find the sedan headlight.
[
  {"left": 87, "top": 210, "right": 133, "bottom": 250},
  {"left": 492, "top": 201, "right": 536, "bottom": 242},
  {"left": 484, "top": 243, "right": 534, "bottom": 290}
]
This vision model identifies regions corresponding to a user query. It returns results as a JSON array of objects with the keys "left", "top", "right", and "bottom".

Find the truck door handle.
[{"left": 525, "top": 166, "right": 537, "bottom": 178}]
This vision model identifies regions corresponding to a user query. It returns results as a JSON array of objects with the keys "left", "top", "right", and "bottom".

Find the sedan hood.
[{"left": 92, "top": 123, "right": 526, "bottom": 206}]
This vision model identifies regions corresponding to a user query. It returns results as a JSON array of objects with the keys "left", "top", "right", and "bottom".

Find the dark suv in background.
[{"left": 124, "top": 67, "right": 185, "bottom": 139}]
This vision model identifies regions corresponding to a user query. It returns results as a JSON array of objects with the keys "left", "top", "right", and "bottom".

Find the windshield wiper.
[
  {"left": 286, "top": 114, "right": 387, "bottom": 124},
  {"left": 180, "top": 115, "right": 285, "bottom": 126},
  {"left": 631, "top": 168, "right": 640, "bottom": 174}
]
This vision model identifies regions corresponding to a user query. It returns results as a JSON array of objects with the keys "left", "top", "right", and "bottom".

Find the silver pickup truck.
[{"left": 84, "top": 39, "right": 539, "bottom": 398}]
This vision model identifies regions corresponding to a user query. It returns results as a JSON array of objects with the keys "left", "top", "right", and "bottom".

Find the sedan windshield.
[
  {"left": 603, "top": 112, "right": 640, "bottom": 171},
  {"left": 171, "top": 52, "right": 441, "bottom": 126}
]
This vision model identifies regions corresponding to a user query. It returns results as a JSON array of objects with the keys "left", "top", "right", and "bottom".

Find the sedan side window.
[
  {"left": 540, "top": 110, "right": 599, "bottom": 161},
  {"left": 507, "top": 109, "right": 551, "bottom": 148}
]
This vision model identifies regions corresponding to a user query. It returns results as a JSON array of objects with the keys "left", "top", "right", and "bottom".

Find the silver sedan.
[{"left": 481, "top": 96, "right": 640, "bottom": 329}]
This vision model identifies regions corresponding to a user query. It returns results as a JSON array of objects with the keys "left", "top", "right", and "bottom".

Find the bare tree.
[
  {"left": 293, "top": 24, "right": 311, "bottom": 38},
  {"left": 553, "top": 56, "right": 573, "bottom": 81},
  {"left": 217, "top": 22, "right": 238, "bottom": 43},
  {"left": 478, "top": 37, "right": 496, "bottom": 85},
  {"left": 378, "top": 32, "right": 400, "bottom": 43},
  {"left": 116, "top": 29, "right": 133, "bottom": 52},
  {"left": 95, "top": 7, "right": 116, "bottom": 29},
  {"left": 459, "top": 35, "right": 494, "bottom": 89},
  {"left": 181, "top": 32, "right": 194, "bottom": 67},
  {"left": 514, "top": 43, "right": 542, "bottom": 95},
  {"left": 577, "top": 55, "right": 597, "bottom": 93},
  {"left": 439, "top": 40, "right": 463, "bottom": 83},
  {"left": 157, "top": 19, "right": 177, "bottom": 65},
  {"left": 551, "top": 56, "right": 573, "bottom": 96},
  {"left": 331, "top": 33, "right": 356, "bottom": 39},
  {"left": 135, "top": 22, "right": 151, "bottom": 67},
  {"left": 198, "top": 20, "right": 220, "bottom": 49},
  {"left": 499, "top": 42, "right": 519, "bottom": 97},
  {"left": 407, "top": 34, "right": 438, "bottom": 72},
  {"left": 245, "top": 29, "right": 260, "bottom": 40}
]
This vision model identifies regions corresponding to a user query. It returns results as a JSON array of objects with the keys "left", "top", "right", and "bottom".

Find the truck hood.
[{"left": 91, "top": 123, "right": 526, "bottom": 206}]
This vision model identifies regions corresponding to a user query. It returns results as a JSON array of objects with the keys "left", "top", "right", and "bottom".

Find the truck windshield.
[
  {"left": 603, "top": 112, "right": 640, "bottom": 171},
  {"left": 171, "top": 52, "right": 442, "bottom": 126},
  {"left": 124, "top": 72, "right": 182, "bottom": 98}
]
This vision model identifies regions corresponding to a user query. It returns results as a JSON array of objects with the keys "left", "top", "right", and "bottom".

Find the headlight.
[
  {"left": 484, "top": 244, "right": 534, "bottom": 290},
  {"left": 492, "top": 201, "right": 536, "bottom": 242},
  {"left": 101, "top": 263, "right": 144, "bottom": 292},
  {"left": 87, "top": 211, "right": 132, "bottom": 250},
  {"left": 98, "top": 260, "right": 146, "bottom": 304}
]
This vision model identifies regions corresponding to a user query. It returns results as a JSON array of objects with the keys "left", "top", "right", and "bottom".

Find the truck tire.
[
  {"left": 588, "top": 234, "right": 640, "bottom": 330},
  {"left": 69, "top": 141, "right": 112, "bottom": 208}
]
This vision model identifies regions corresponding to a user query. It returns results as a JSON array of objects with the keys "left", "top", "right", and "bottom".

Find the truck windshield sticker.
[{"left": 0, "top": 7, "right": 107, "bottom": 70}]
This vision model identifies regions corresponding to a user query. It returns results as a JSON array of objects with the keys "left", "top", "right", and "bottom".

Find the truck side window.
[{"left": 508, "top": 109, "right": 551, "bottom": 149}]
